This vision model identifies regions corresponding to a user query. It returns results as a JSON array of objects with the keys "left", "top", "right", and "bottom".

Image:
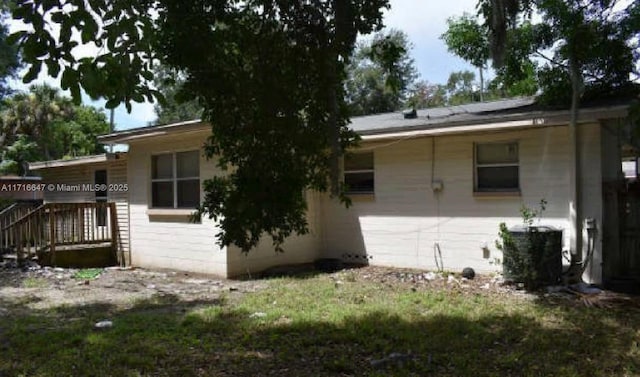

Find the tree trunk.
[
  {"left": 327, "top": 2, "right": 348, "bottom": 197},
  {"left": 479, "top": 66, "right": 484, "bottom": 102},
  {"left": 327, "top": 57, "right": 341, "bottom": 196},
  {"left": 568, "top": 56, "right": 584, "bottom": 280}
]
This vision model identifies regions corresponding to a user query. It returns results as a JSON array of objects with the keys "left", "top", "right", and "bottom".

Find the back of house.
[{"left": 18, "top": 97, "right": 639, "bottom": 290}]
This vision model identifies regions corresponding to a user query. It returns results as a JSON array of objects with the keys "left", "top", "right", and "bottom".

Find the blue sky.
[{"left": 9, "top": 0, "right": 479, "bottom": 131}]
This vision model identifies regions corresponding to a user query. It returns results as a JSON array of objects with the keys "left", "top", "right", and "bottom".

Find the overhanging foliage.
[{"left": 10, "top": 0, "right": 390, "bottom": 251}]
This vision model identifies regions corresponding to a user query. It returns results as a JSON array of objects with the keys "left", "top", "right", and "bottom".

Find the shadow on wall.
[
  {"left": 320, "top": 128, "right": 573, "bottom": 268},
  {"left": 322, "top": 192, "right": 569, "bottom": 270}
]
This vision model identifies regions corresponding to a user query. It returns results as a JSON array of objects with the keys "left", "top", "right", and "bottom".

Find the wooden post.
[
  {"left": 0, "top": 215, "right": 4, "bottom": 253},
  {"left": 15, "top": 224, "right": 23, "bottom": 266},
  {"left": 26, "top": 218, "right": 31, "bottom": 260},
  {"left": 109, "top": 202, "right": 118, "bottom": 262},
  {"left": 49, "top": 204, "right": 56, "bottom": 266}
]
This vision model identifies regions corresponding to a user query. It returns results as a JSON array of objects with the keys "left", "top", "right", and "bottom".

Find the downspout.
[
  {"left": 109, "top": 108, "right": 115, "bottom": 154},
  {"left": 479, "top": 66, "right": 484, "bottom": 102}
]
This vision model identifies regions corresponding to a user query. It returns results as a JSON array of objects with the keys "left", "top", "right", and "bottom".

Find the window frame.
[
  {"left": 150, "top": 150, "right": 200, "bottom": 209},
  {"left": 343, "top": 151, "right": 375, "bottom": 195},
  {"left": 473, "top": 141, "right": 520, "bottom": 194}
]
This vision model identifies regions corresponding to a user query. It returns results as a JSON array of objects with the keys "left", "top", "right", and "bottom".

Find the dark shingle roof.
[
  {"left": 101, "top": 95, "right": 633, "bottom": 144},
  {"left": 349, "top": 97, "right": 537, "bottom": 135}
]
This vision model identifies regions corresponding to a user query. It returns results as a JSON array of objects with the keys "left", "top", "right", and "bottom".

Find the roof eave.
[
  {"left": 28, "top": 153, "right": 126, "bottom": 171},
  {"left": 98, "top": 119, "right": 208, "bottom": 144},
  {"left": 359, "top": 104, "right": 629, "bottom": 140}
]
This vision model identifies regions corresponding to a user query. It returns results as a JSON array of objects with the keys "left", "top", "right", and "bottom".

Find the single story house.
[{"left": 25, "top": 97, "right": 640, "bottom": 287}]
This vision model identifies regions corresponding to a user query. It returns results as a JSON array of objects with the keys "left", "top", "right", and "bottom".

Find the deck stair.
[{"left": 0, "top": 202, "right": 41, "bottom": 254}]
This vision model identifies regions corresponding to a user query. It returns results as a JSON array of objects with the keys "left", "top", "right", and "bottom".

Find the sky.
[{"left": 8, "top": 0, "right": 480, "bottom": 131}]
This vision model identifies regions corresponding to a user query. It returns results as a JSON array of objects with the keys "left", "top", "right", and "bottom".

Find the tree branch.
[{"left": 534, "top": 50, "right": 568, "bottom": 69}]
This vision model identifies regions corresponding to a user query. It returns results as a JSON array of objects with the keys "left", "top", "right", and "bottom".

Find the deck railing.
[
  {"left": 0, "top": 202, "right": 118, "bottom": 265},
  {"left": 0, "top": 202, "right": 42, "bottom": 253}
]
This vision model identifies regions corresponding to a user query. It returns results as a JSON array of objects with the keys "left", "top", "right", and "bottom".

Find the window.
[
  {"left": 474, "top": 142, "right": 519, "bottom": 192},
  {"left": 344, "top": 152, "right": 374, "bottom": 194},
  {"left": 151, "top": 151, "right": 200, "bottom": 208},
  {"left": 95, "top": 169, "right": 107, "bottom": 226}
]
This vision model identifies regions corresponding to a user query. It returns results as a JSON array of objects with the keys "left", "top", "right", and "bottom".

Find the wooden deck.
[{"left": 0, "top": 202, "right": 122, "bottom": 268}]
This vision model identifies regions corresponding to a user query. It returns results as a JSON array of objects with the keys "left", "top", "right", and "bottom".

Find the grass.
[
  {"left": 1, "top": 271, "right": 639, "bottom": 376},
  {"left": 21, "top": 277, "right": 49, "bottom": 288}
]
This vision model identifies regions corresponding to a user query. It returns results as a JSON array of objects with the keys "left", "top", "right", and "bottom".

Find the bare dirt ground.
[
  {"left": 0, "top": 264, "right": 267, "bottom": 314},
  {"left": 0, "top": 263, "right": 637, "bottom": 314}
]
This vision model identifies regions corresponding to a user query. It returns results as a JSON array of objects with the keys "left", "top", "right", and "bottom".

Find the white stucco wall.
[
  {"left": 126, "top": 131, "right": 228, "bottom": 276},
  {"left": 36, "top": 120, "right": 606, "bottom": 282},
  {"left": 320, "top": 123, "right": 602, "bottom": 278},
  {"left": 226, "top": 191, "right": 323, "bottom": 277},
  {"left": 126, "top": 131, "right": 322, "bottom": 277}
]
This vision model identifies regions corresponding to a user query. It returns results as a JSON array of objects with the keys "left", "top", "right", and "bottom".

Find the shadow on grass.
[{"left": 1, "top": 291, "right": 639, "bottom": 377}]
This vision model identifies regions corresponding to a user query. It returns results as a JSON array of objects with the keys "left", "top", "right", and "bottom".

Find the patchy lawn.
[{"left": 1, "top": 266, "right": 639, "bottom": 376}]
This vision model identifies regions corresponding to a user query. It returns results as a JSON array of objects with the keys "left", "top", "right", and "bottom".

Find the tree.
[
  {"left": 1, "top": 84, "right": 74, "bottom": 160},
  {"left": 345, "top": 29, "right": 419, "bottom": 116},
  {"left": 51, "top": 106, "right": 110, "bottom": 158},
  {"left": 477, "top": 0, "right": 639, "bottom": 272},
  {"left": 153, "top": 65, "right": 202, "bottom": 125},
  {"left": 441, "top": 13, "right": 490, "bottom": 100},
  {"left": 0, "top": 84, "right": 110, "bottom": 172},
  {"left": 0, "top": 3, "right": 21, "bottom": 103},
  {"left": 478, "top": 0, "right": 638, "bottom": 106},
  {"left": 0, "top": 134, "right": 38, "bottom": 176},
  {"left": 441, "top": 12, "right": 539, "bottom": 100},
  {"left": 10, "top": 1, "right": 391, "bottom": 252},
  {"left": 406, "top": 80, "right": 447, "bottom": 109},
  {"left": 446, "top": 70, "right": 481, "bottom": 105}
]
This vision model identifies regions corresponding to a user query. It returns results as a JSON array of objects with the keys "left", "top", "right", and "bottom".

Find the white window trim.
[
  {"left": 151, "top": 151, "right": 200, "bottom": 208},
  {"left": 474, "top": 141, "right": 520, "bottom": 193},
  {"left": 344, "top": 152, "right": 375, "bottom": 195}
]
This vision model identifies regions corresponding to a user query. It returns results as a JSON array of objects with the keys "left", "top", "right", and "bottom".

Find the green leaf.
[
  {"left": 141, "top": 70, "right": 154, "bottom": 81},
  {"left": 131, "top": 92, "right": 144, "bottom": 103},
  {"left": 46, "top": 60, "right": 61, "bottom": 77},
  {"left": 60, "top": 23, "right": 72, "bottom": 45},
  {"left": 70, "top": 83, "right": 82, "bottom": 104},
  {"left": 81, "top": 15, "right": 99, "bottom": 44},
  {"left": 23, "top": 63, "right": 42, "bottom": 83},
  {"left": 61, "top": 68, "right": 77, "bottom": 90},
  {"left": 50, "top": 11, "right": 66, "bottom": 23},
  {"left": 6, "top": 31, "right": 27, "bottom": 46},
  {"left": 105, "top": 98, "right": 120, "bottom": 109},
  {"left": 41, "top": 0, "right": 60, "bottom": 12}
]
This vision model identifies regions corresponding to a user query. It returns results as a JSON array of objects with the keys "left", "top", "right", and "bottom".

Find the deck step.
[
  {"left": 38, "top": 243, "right": 116, "bottom": 268},
  {"left": 2, "top": 242, "right": 116, "bottom": 269}
]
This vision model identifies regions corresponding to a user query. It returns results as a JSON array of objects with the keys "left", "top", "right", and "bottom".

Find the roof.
[
  {"left": 98, "top": 96, "right": 631, "bottom": 144},
  {"left": 98, "top": 119, "right": 208, "bottom": 144},
  {"left": 0, "top": 175, "right": 42, "bottom": 181},
  {"left": 29, "top": 153, "right": 127, "bottom": 171},
  {"left": 350, "top": 97, "right": 537, "bottom": 135}
]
